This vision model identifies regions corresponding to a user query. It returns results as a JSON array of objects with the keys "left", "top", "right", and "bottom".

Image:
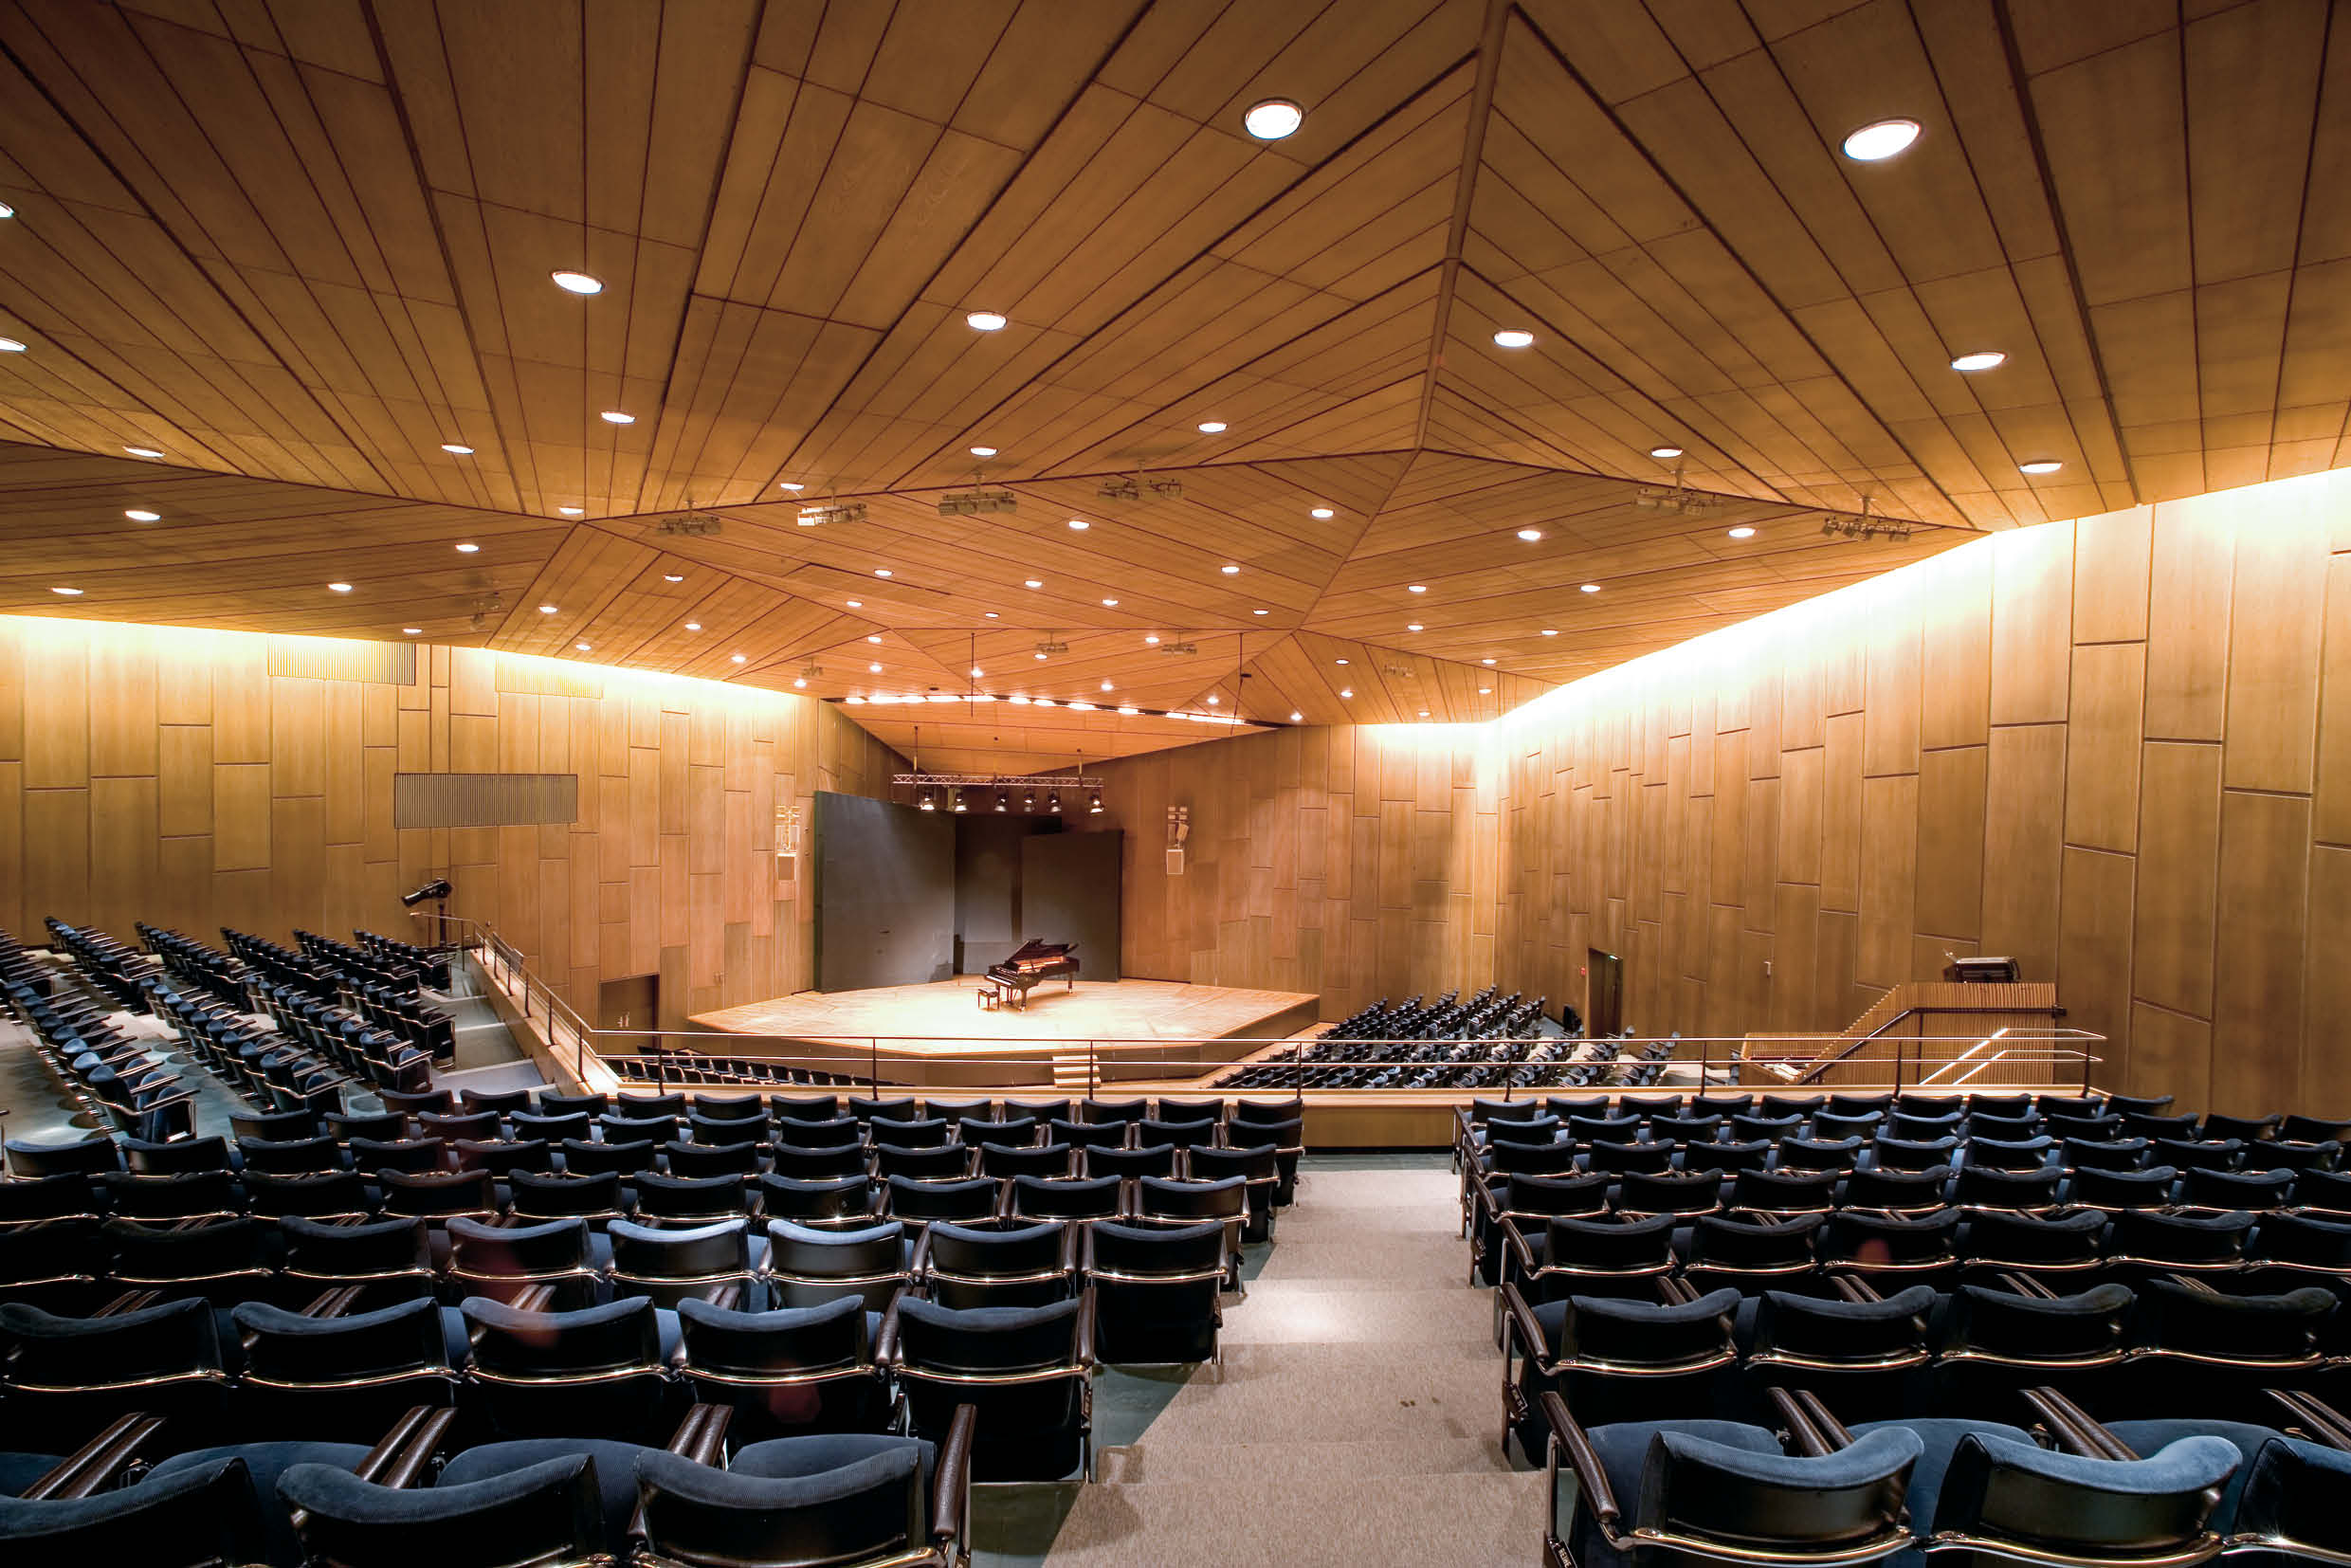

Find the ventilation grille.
[
  {"left": 393, "top": 773, "right": 579, "bottom": 828},
  {"left": 265, "top": 636, "right": 416, "bottom": 684}
]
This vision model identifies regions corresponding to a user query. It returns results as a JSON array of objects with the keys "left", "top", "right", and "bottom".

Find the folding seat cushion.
[
  {"left": 635, "top": 1440, "right": 938, "bottom": 1568},
  {"left": 1050, "top": 1118, "right": 1130, "bottom": 1153},
  {"left": 606, "top": 1216, "right": 761, "bottom": 1308},
  {"left": 0, "top": 1454, "right": 267, "bottom": 1564},
  {"left": 1912, "top": 1429, "right": 2242, "bottom": 1562},
  {"left": 2097, "top": 1420, "right": 2287, "bottom": 1535},
  {"left": 103, "top": 1215, "right": 274, "bottom": 1303},
  {"left": 884, "top": 1175, "right": 997, "bottom": 1229},
  {"left": 1524, "top": 1212, "right": 1679, "bottom": 1301},
  {"left": 1950, "top": 1165, "right": 2064, "bottom": 1212},
  {"left": 146, "top": 1439, "right": 374, "bottom": 1566},
  {"left": 2124, "top": 1111, "right": 2203, "bottom": 1140},
  {"left": 1569, "top": 1113, "right": 1645, "bottom": 1142},
  {"left": 1485, "top": 1138, "right": 1581, "bottom": 1178},
  {"left": 616, "top": 1092, "right": 688, "bottom": 1119},
  {"left": 773, "top": 1116, "right": 866, "bottom": 1149},
  {"left": 119, "top": 1134, "right": 233, "bottom": 1176},
  {"left": 458, "top": 1295, "right": 679, "bottom": 1442},
  {"left": 2247, "top": 1140, "right": 2342, "bottom": 1174},
  {"left": 0, "top": 1297, "right": 229, "bottom": 1447},
  {"left": 1695, "top": 1138, "right": 1775, "bottom": 1176},
  {"left": 561, "top": 1137, "right": 658, "bottom": 1179},
  {"left": 0, "top": 1171, "right": 104, "bottom": 1227},
  {"left": 676, "top": 1294, "right": 889, "bottom": 1434},
  {"left": 2153, "top": 1137, "right": 2245, "bottom": 1173},
  {"left": 510, "top": 1169, "right": 629, "bottom": 1226},
  {"left": 430, "top": 1440, "right": 657, "bottom": 1556},
  {"left": 663, "top": 1139, "right": 765, "bottom": 1180},
  {"left": 1584, "top": 1139, "right": 1674, "bottom": 1177},
  {"left": 237, "top": 1135, "right": 345, "bottom": 1176},
  {"left": 2127, "top": 1278, "right": 2337, "bottom": 1372},
  {"left": 2247, "top": 1210, "right": 2351, "bottom": 1277},
  {"left": 1811, "top": 1111, "right": 1883, "bottom": 1141},
  {"left": 2281, "top": 1115, "right": 2351, "bottom": 1145},
  {"left": 112, "top": 1169, "right": 243, "bottom": 1222},
  {"left": 960, "top": 1117, "right": 1040, "bottom": 1148},
  {"left": 1838, "top": 1164, "right": 1953, "bottom": 1214},
  {"left": 1005, "top": 1098, "right": 1074, "bottom": 1124},
  {"left": 452, "top": 1138, "right": 554, "bottom": 1179},
  {"left": 981, "top": 1140, "right": 1075, "bottom": 1180},
  {"left": 378, "top": 1168, "right": 500, "bottom": 1223},
  {"left": 1564, "top": 1421, "right": 1920, "bottom": 1568},
  {"left": 2229, "top": 1435, "right": 2351, "bottom": 1564},
  {"left": 1829, "top": 1094, "right": 1896, "bottom": 1118},
  {"left": 1730, "top": 1114, "right": 1805, "bottom": 1142},
  {"left": 1084, "top": 1218, "right": 1225, "bottom": 1364},
  {"left": 868, "top": 1118, "right": 952, "bottom": 1150},
  {"left": 774, "top": 1094, "right": 845, "bottom": 1121},
  {"left": 2204, "top": 1112, "right": 2282, "bottom": 1144},
  {"left": 767, "top": 1141, "right": 868, "bottom": 1180},
  {"left": 1820, "top": 1208, "right": 1960, "bottom": 1280},
  {"left": 508, "top": 1112, "right": 592, "bottom": 1145},
  {"left": 1964, "top": 1136, "right": 2055, "bottom": 1173},
  {"left": 1843, "top": 1418, "right": 2037, "bottom": 1545},
  {"left": 281, "top": 1450, "right": 609, "bottom": 1568},
  {"left": 873, "top": 1143, "right": 971, "bottom": 1183},
  {"left": 851, "top": 1097, "right": 920, "bottom": 1123},
  {"left": 2048, "top": 1110, "right": 2125, "bottom": 1143},
  {"left": 446, "top": 1215, "right": 603, "bottom": 1306},
  {"left": 535, "top": 1090, "right": 608, "bottom": 1117},
  {"left": 346, "top": 1137, "right": 442, "bottom": 1176},
  {"left": 1887, "top": 1111, "right": 1963, "bottom": 1141},
  {"left": 1471, "top": 1096, "right": 1549, "bottom": 1133},
  {"left": 1646, "top": 1113, "right": 1724, "bottom": 1144},
  {"left": 416, "top": 1111, "right": 501, "bottom": 1145},
  {"left": 1778, "top": 1137, "right": 1866, "bottom": 1174},
  {"left": 600, "top": 1113, "right": 680, "bottom": 1146},
  {"left": 459, "top": 1088, "right": 533, "bottom": 1117},
  {"left": 1613, "top": 1168, "right": 1722, "bottom": 1218},
  {"left": 634, "top": 1171, "right": 751, "bottom": 1226},
  {"left": 1966, "top": 1114, "right": 2042, "bottom": 1143},
  {"left": 1011, "top": 1175, "right": 1121, "bottom": 1223},
  {"left": 1930, "top": 1282, "right": 2134, "bottom": 1384},
  {"left": 2181, "top": 1166, "right": 2293, "bottom": 1212},
  {"left": 2291, "top": 1165, "right": 2351, "bottom": 1214}
]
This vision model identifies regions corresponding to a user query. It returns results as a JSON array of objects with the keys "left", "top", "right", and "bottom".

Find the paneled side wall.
[
  {"left": 1090, "top": 723, "right": 1500, "bottom": 1022},
  {"left": 0, "top": 620, "right": 900, "bottom": 1030},
  {"left": 1487, "top": 470, "right": 2351, "bottom": 1117}
]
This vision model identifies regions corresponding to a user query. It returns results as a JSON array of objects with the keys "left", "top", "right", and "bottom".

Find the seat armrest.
[
  {"left": 875, "top": 1288, "right": 904, "bottom": 1365},
  {"left": 909, "top": 1225, "right": 936, "bottom": 1281},
  {"left": 2020, "top": 1386, "right": 2138, "bottom": 1459},
  {"left": 2269, "top": 1389, "right": 2351, "bottom": 1450},
  {"left": 1793, "top": 1390, "right": 1856, "bottom": 1451},
  {"left": 20, "top": 1413, "right": 166, "bottom": 1500},
  {"left": 930, "top": 1403, "right": 977, "bottom": 1552},
  {"left": 508, "top": 1283, "right": 558, "bottom": 1312},
  {"left": 1076, "top": 1285, "right": 1098, "bottom": 1369},
  {"left": 355, "top": 1406, "right": 458, "bottom": 1488},
  {"left": 1540, "top": 1389, "right": 1618, "bottom": 1539},
  {"left": 1059, "top": 1220, "right": 1080, "bottom": 1276},
  {"left": 1501, "top": 1280, "right": 1549, "bottom": 1376},
  {"left": 667, "top": 1402, "right": 733, "bottom": 1464},
  {"left": 1767, "top": 1386, "right": 1836, "bottom": 1457}
]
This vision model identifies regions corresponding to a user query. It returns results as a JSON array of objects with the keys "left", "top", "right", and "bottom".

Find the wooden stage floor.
[{"left": 683, "top": 977, "right": 1321, "bottom": 1091}]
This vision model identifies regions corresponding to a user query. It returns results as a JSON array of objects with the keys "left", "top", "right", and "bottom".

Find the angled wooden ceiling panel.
[{"left": 0, "top": 0, "right": 2340, "bottom": 766}]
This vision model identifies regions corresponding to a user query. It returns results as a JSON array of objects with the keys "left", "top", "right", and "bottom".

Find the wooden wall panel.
[
  {"left": 1482, "top": 469, "right": 2351, "bottom": 1113},
  {"left": 0, "top": 616, "right": 901, "bottom": 1033}
]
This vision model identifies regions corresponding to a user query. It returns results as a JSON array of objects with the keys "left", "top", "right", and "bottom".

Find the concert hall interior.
[{"left": 5, "top": 4, "right": 2351, "bottom": 1566}]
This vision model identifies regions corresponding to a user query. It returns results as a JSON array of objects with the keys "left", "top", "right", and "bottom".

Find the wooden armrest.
[
  {"left": 875, "top": 1289, "right": 904, "bottom": 1365},
  {"left": 508, "top": 1283, "right": 558, "bottom": 1312},
  {"left": 94, "top": 1288, "right": 163, "bottom": 1318},
  {"left": 666, "top": 1402, "right": 733, "bottom": 1464},
  {"left": 1501, "top": 1281, "right": 1549, "bottom": 1371},
  {"left": 354, "top": 1406, "right": 457, "bottom": 1487},
  {"left": 21, "top": 1413, "right": 166, "bottom": 1500},
  {"left": 1996, "top": 1270, "right": 2058, "bottom": 1301},
  {"left": 301, "top": 1285, "right": 364, "bottom": 1319},
  {"left": 1655, "top": 1275, "right": 1696, "bottom": 1305},
  {"left": 1540, "top": 1389, "right": 1620, "bottom": 1532},
  {"left": 2267, "top": 1389, "right": 2351, "bottom": 1451},
  {"left": 1793, "top": 1390, "right": 1855, "bottom": 1450},
  {"left": 2166, "top": 1271, "right": 2223, "bottom": 1296},
  {"left": 1059, "top": 1220, "right": 1080, "bottom": 1276},
  {"left": 2020, "top": 1386, "right": 2137, "bottom": 1459},
  {"left": 909, "top": 1226, "right": 936, "bottom": 1281},
  {"left": 1767, "top": 1386, "right": 1835, "bottom": 1456},
  {"left": 930, "top": 1404, "right": 977, "bottom": 1549},
  {"left": 1075, "top": 1285, "right": 1098, "bottom": 1368},
  {"left": 699, "top": 1282, "right": 743, "bottom": 1312}
]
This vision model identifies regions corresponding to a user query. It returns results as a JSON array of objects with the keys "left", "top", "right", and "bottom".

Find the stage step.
[{"left": 1050, "top": 1051, "right": 1092, "bottom": 1093}]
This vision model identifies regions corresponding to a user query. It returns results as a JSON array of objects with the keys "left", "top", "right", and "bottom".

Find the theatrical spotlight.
[
  {"left": 400, "top": 878, "right": 454, "bottom": 908},
  {"left": 918, "top": 787, "right": 937, "bottom": 811},
  {"left": 1088, "top": 790, "right": 1103, "bottom": 814},
  {"left": 994, "top": 790, "right": 1008, "bottom": 812},
  {"left": 1047, "top": 789, "right": 1063, "bottom": 814},
  {"left": 953, "top": 788, "right": 971, "bottom": 813},
  {"left": 1023, "top": 789, "right": 1036, "bottom": 812}
]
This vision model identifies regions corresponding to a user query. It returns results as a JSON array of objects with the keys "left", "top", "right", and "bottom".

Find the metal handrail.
[{"left": 412, "top": 910, "right": 2103, "bottom": 1099}]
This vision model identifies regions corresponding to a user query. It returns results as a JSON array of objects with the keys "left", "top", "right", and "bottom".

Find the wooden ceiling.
[{"left": 0, "top": 0, "right": 2336, "bottom": 770}]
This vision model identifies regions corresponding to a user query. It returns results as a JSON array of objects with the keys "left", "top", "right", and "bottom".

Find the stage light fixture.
[
  {"left": 1088, "top": 791, "right": 1103, "bottom": 814},
  {"left": 919, "top": 787, "right": 936, "bottom": 811},
  {"left": 994, "top": 790, "right": 1007, "bottom": 812},
  {"left": 1023, "top": 790, "right": 1036, "bottom": 812},
  {"left": 655, "top": 512, "right": 722, "bottom": 536},
  {"left": 1047, "top": 790, "right": 1062, "bottom": 814},
  {"left": 937, "top": 488, "right": 1016, "bottom": 516},
  {"left": 796, "top": 501, "right": 866, "bottom": 527},
  {"left": 400, "top": 878, "right": 454, "bottom": 908}
]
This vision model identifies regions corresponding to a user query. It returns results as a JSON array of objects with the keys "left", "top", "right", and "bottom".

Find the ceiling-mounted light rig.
[
  {"left": 937, "top": 488, "right": 1016, "bottom": 516},
  {"left": 1816, "top": 496, "right": 1915, "bottom": 541},
  {"left": 895, "top": 770, "right": 1104, "bottom": 815},
  {"left": 656, "top": 512, "right": 723, "bottom": 536},
  {"left": 796, "top": 501, "right": 866, "bottom": 528},
  {"left": 1632, "top": 461, "right": 1721, "bottom": 516}
]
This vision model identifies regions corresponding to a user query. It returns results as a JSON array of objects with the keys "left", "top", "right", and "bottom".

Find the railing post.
[
  {"left": 869, "top": 1037, "right": 879, "bottom": 1096},
  {"left": 1088, "top": 1039, "right": 1098, "bottom": 1099}
]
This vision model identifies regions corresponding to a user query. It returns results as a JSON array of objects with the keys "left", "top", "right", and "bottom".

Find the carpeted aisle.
[{"left": 1041, "top": 1158, "right": 1547, "bottom": 1565}]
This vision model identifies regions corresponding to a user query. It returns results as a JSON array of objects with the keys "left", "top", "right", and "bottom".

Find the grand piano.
[{"left": 980, "top": 939, "right": 1079, "bottom": 1011}]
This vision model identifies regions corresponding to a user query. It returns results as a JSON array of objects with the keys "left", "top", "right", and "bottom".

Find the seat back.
[
  {"left": 1749, "top": 1285, "right": 1937, "bottom": 1371},
  {"left": 282, "top": 1213, "right": 432, "bottom": 1283},
  {"left": 635, "top": 1443, "right": 925, "bottom": 1567},
  {"left": 1011, "top": 1175, "right": 1121, "bottom": 1222},
  {"left": 447, "top": 1215, "right": 594, "bottom": 1304},
  {"left": 756, "top": 1174, "right": 878, "bottom": 1229},
  {"left": 884, "top": 1175, "right": 997, "bottom": 1228},
  {"left": 1638, "top": 1424, "right": 1920, "bottom": 1560},
  {"left": 766, "top": 1218, "right": 907, "bottom": 1312},
  {"left": 0, "top": 1454, "right": 266, "bottom": 1564},
  {"left": 282, "top": 1452, "right": 604, "bottom": 1568},
  {"left": 1931, "top": 1431, "right": 2238, "bottom": 1558},
  {"left": 1502, "top": 1171, "right": 1610, "bottom": 1220}
]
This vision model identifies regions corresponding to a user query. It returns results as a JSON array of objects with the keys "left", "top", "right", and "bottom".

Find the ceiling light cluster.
[
  {"left": 796, "top": 501, "right": 866, "bottom": 527},
  {"left": 937, "top": 487, "right": 1015, "bottom": 516}
]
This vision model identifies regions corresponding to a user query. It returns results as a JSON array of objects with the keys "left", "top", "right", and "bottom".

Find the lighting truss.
[
  {"left": 1157, "top": 641, "right": 1198, "bottom": 656},
  {"left": 1096, "top": 477, "right": 1140, "bottom": 501},
  {"left": 656, "top": 512, "right": 723, "bottom": 536},
  {"left": 795, "top": 501, "right": 866, "bottom": 528},
  {"left": 937, "top": 489, "right": 1017, "bottom": 516}
]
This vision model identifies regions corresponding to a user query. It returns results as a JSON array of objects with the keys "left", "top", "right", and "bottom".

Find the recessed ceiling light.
[
  {"left": 970, "top": 666, "right": 985, "bottom": 678},
  {"left": 1034, "top": 650, "right": 1048, "bottom": 660},
  {"left": 1540, "top": 628, "right": 1558, "bottom": 636},
  {"left": 966, "top": 311, "right": 1006, "bottom": 332},
  {"left": 868, "top": 662, "right": 883, "bottom": 673},
  {"left": 732, "top": 653, "right": 747, "bottom": 664},
  {"left": 1244, "top": 100, "right": 1303, "bottom": 140},
  {"left": 51, "top": 586, "right": 82, "bottom": 595},
  {"left": 866, "top": 634, "right": 883, "bottom": 644},
  {"left": 538, "top": 604, "right": 557, "bottom": 614},
  {"left": 455, "top": 541, "right": 480, "bottom": 553},
  {"left": 1841, "top": 118, "right": 1922, "bottom": 161},
  {"left": 661, "top": 573, "right": 684, "bottom": 584},
  {"left": 124, "top": 509, "right": 158, "bottom": 522},
  {"left": 1289, "top": 711, "right": 1303, "bottom": 721},
  {"left": 1339, "top": 687, "right": 1353, "bottom": 699},
  {"left": 1335, "top": 658, "right": 1350, "bottom": 666},
  {"left": 1196, "top": 421, "right": 1226, "bottom": 433},
  {"left": 1034, "top": 697, "right": 1055, "bottom": 706},
  {"left": 1144, "top": 634, "right": 1160, "bottom": 645},
  {"left": 969, "top": 445, "right": 996, "bottom": 457},
  {"left": 0, "top": 202, "right": 13, "bottom": 219},
  {"left": 1406, "top": 623, "right": 1423, "bottom": 631},
  {"left": 1101, "top": 680, "right": 1115, "bottom": 691},
  {"left": 1102, "top": 597, "right": 1118, "bottom": 607},
  {"left": 1408, "top": 584, "right": 1427, "bottom": 593},
  {"left": 846, "top": 599, "right": 862, "bottom": 608},
  {"left": 1117, "top": 704, "right": 1138, "bottom": 715},
  {"left": 984, "top": 611, "right": 998, "bottom": 619},
  {"left": 0, "top": 337, "right": 25, "bottom": 353},
  {"left": 1727, "top": 525, "right": 1757, "bottom": 539},
  {"left": 1026, "top": 579, "right": 1043, "bottom": 589},
  {"left": 551, "top": 271, "right": 603, "bottom": 295},
  {"left": 1649, "top": 445, "right": 1684, "bottom": 459},
  {"left": 327, "top": 581, "right": 354, "bottom": 593},
  {"left": 599, "top": 410, "right": 634, "bottom": 425},
  {"left": 1950, "top": 351, "right": 2007, "bottom": 373},
  {"left": 1205, "top": 695, "right": 1219, "bottom": 705},
  {"left": 1418, "top": 709, "right": 1431, "bottom": 718},
  {"left": 557, "top": 506, "right": 584, "bottom": 516},
  {"left": 1310, "top": 506, "right": 1334, "bottom": 519},
  {"left": 1221, "top": 564, "right": 1239, "bottom": 574},
  {"left": 1517, "top": 528, "right": 1541, "bottom": 541},
  {"left": 1479, "top": 686, "right": 1491, "bottom": 695},
  {"left": 440, "top": 443, "right": 473, "bottom": 455},
  {"left": 1066, "top": 519, "right": 1088, "bottom": 531},
  {"left": 1252, "top": 608, "right": 1268, "bottom": 615},
  {"left": 402, "top": 628, "right": 422, "bottom": 635},
  {"left": 793, "top": 677, "right": 808, "bottom": 688},
  {"left": 2019, "top": 459, "right": 2064, "bottom": 474},
  {"left": 683, "top": 622, "right": 702, "bottom": 631},
  {"left": 125, "top": 447, "right": 163, "bottom": 459},
  {"left": 1492, "top": 329, "right": 1535, "bottom": 349},
  {"left": 874, "top": 569, "right": 892, "bottom": 577},
  {"left": 1579, "top": 583, "right": 1601, "bottom": 593},
  {"left": 1483, "top": 658, "right": 1497, "bottom": 666},
  {"left": 574, "top": 641, "right": 592, "bottom": 651},
  {"left": 777, "top": 481, "right": 804, "bottom": 491}
]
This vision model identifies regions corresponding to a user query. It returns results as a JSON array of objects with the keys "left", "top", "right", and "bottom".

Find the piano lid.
[{"left": 1003, "top": 939, "right": 1077, "bottom": 960}]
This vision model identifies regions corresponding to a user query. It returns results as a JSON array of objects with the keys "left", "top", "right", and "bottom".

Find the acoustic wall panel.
[
  {"left": 812, "top": 792, "right": 955, "bottom": 991},
  {"left": 1023, "top": 830, "right": 1123, "bottom": 983}
]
